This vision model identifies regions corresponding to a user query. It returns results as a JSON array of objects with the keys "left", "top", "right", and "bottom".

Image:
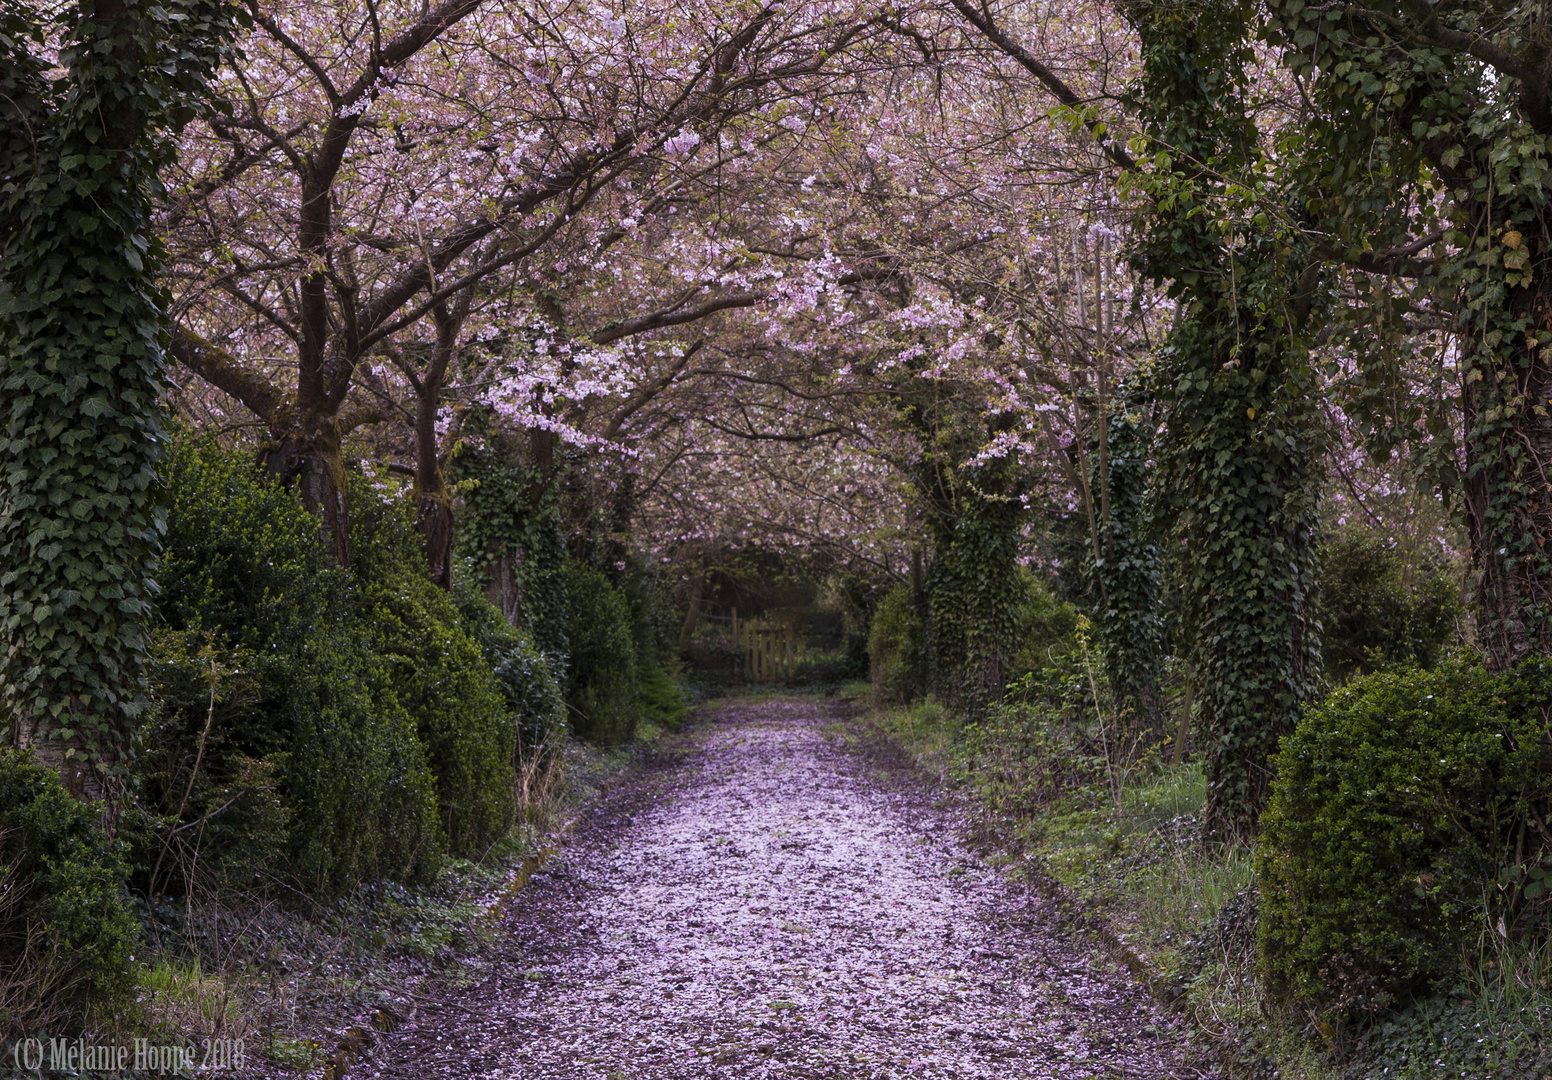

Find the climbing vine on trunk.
[
  {"left": 0, "top": 0, "right": 240, "bottom": 800},
  {"left": 450, "top": 421, "right": 570, "bottom": 673},
  {"left": 924, "top": 482, "right": 1024, "bottom": 710},
  {"left": 1084, "top": 391, "right": 1164, "bottom": 743},
  {"left": 1125, "top": 0, "right": 1324, "bottom": 840},
  {"left": 1265, "top": 0, "right": 1552, "bottom": 671}
]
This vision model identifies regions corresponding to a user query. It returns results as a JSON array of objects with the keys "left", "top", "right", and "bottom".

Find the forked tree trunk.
[
  {"left": 260, "top": 416, "right": 351, "bottom": 566},
  {"left": 411, "top": 303, "right": 464, "bottom": 590}
]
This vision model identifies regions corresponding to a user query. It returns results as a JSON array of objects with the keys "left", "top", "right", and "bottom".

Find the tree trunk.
[
  {"left": 417, "top": 488, "right": 454, "bottom": 590},
  {"left": 1459, "top": 265, "right": 1552, "bottom": 669},
  {"left": 679, "top": 571, "right": 704, "bottom": 654},
  {"left": 411, "top": 303, "right": 464, "bottom": 589},
  {"left": 485, "top": 542, "right": 522, "bottom": 626},
  {"left": 261, "top": 416, "right": 351, "bottom": 566}
]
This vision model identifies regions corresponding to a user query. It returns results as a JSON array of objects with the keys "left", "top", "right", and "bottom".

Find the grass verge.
[
  {"left": 858, "top": 688, "right": 1552, "bottom": 1080},
  {"left": 855, "top": 689, "right": 1329, "bottom": 1080}
]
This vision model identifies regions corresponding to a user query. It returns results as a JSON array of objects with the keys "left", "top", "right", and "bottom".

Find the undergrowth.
[
  {"left": 866, "top": 685, "right": 1552, "bottom": 1080},
  {"left": 122, "top": 720, "right": 674, "bottom": 1075},
  {"left": 864, "top": 693, "right": 1332, "bottom": 1080}
]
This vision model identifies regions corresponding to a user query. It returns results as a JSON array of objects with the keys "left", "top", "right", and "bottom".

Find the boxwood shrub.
[
  {"left": 561, "top": 560, "right": 640, "bottom": 746},
  {"left": 349, "top": 489, "right": 518, "bottom": 857},
  {"left": 1258, "top": 660, "right": 1552, "bottom": 1023},
  {"left": 151, "top": 440, "right": 444, "bottom": 897},
  {"left": 0, "top": 749, "right": 137, "bottom": 1035}
]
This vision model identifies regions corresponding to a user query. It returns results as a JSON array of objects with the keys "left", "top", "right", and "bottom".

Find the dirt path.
[{"left": 357, "top": 698, "right": 1215, "bottom": 1079}]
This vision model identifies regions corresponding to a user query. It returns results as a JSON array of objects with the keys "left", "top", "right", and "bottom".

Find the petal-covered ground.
[{"left": 358, "top": 698, "right": 1215, "bottom": 1079}]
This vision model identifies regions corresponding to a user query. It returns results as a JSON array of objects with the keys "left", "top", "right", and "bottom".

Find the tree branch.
[
  {"left": 945, "top": 0, "right": 1136, "bottom": 170},
  {"left": 168, "top": 327, "right": 285, "bottom": 423}
]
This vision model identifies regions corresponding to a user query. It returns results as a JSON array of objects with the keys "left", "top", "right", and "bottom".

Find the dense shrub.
[
  {"left": 959, "top": 638, "right": 1112, "bottom": 816},
  {"left": 1318, "top": 531, "right": 1462, "bottom": 682},
  {"left": 0, "top": 750, "right": 137, "bottom": 1035},
  {"left": 561, "top": 560, "right": 640, "bottom": 745},
  {"left": 453, "top": 572, "right": 566, "bottom": 753},
  {"left": 131, "top": 632, "right": 291, "bottom": 895},
  {"left": 1258, "top": 661, "right": 1552, "bottom": 1023},
  {"left": 869, "top": 582, "right": 923, "bottom": 702},
  {"left": 874, "top": 572, "right": 1078, "bottom": 705},
  {"left": 349, "top": 491, "right": 517, "bottom": 857},
  {"left": 148, "top": 441, "right": 456, "bottom": 898},
  {"left": 789, "top": 637, "right": 869, "bottom": 688},
  {"left": 1007, "top": 569, "right": 1082, "bottom": 682},
  {"left": 618, "top": 555, "right": 678, "bottom": 671}
]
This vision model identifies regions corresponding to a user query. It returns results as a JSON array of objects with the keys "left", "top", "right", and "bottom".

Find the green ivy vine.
[
  {"left": 449, "top": 420, "right": 571, "bottom": 675},
  {"left": 888, "top": 374, "right": 1027, "bottom": 711},
  {"left": 1084, "top": 386, "right": 1164, "bottom": 740},
  {"left": 0, "top": 0, "right": 241, "bottom": 800},
  {"left": 1264, "top": 0, "right": 1552, "bottom": 669},
  {"left": 1125, "top": 0, "right": 1325, "bottom": 840}
]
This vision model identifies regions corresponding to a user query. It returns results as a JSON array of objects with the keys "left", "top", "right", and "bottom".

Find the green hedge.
[
  {"left": 561, "top": 561, "right": 640, "bottom": 746},
  {"left": 0, "top": 750, "right": 137, "bottom": 1035},
  {"left": 150, "top": 440, "right": 442, "bottom": 897},
  {"left": 349, "top": 492, "right": 517, "bottom": 858},
  {"left": 1318, "top": 530, "right": 1461, "bottom": 682},
  {"left": 1258, "top": 661, "right": 1552, "bottom": 1023},
  {"left": 453, "top": 571, "right": 566, "bottom": 753},
  {"left": 147, "top": 440, "right": 566, "bottom": 897}
]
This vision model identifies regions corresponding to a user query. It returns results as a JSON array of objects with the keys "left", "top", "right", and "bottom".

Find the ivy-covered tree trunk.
[
  {"left": 1127, "top": 0, "right": 1324, "bottom": 841},
  {"left": 1459, "top": 286, "right": 1552, "bottom": 665},
  {"left": 924, "top": 483, "right": 1024, "bottom": 711},
  {"left": 0, "top": 0, "right": 237, "bottom": 800},
  {"left": 1155, "top": 329, "right": 1323, "bottom": 841},
  {"left": 1086, "top": 398, "right": 1165, "bottom": 741},
  {"left": 450, "top": 420, "right": 571, "bottom": 669},
  {"left": 1259, "top": 0, "right": 1552, "bottom": 679}
]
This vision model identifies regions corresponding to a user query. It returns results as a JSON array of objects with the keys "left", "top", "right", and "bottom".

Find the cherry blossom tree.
[{"left": 162, "top": 0, "right": 901, "bottom": 563}]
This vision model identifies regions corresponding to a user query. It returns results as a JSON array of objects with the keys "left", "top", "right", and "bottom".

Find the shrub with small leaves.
[
  {"left": 638, "top": 665, "right": 688, "bottom": 731},
  {"left": 1258, "top": 661, "right": 1552, "bottom": 1025},
  {"left": 561, "top": 560, "right": 640, "bottom": 746},
  {"left": 453, "top": 571, "right": 566, "bottom": 753},
  {"left": 0, "top": 748, "right": 137, "bottom": 1037},
  {"left": 1317, "top": 530, "right": 1462, "bottom": 682},
  {"left": 349, "top": 489, "right": 517, "bottom": 857},
  {"left": 869, "top": 582, "right": 923, "bottom": 703},
  {"left": 154, "top": 439, "right": 441, "bottom": 897}
]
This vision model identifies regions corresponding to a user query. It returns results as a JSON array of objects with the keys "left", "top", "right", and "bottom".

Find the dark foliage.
[
  {"left": 0, "top": 749, "right": 137, "bottom": 1037},
  {"left": 1317, "top": 531, "right": 1462, "bottom": 682}
]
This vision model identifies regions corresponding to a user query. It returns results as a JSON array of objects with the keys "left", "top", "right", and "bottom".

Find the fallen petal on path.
[{"left": 357, "top": 698, "right": 1217, "bottom": 1080}]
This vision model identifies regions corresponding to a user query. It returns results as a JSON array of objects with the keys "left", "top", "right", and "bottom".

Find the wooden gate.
[{"left": 738, "top": 622, "right": 793, "bottom": 682}]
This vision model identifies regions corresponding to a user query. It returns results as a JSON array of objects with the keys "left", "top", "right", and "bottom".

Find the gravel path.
[{"left": 358, "top": 698, "right": 1214, "bottom": 1079}]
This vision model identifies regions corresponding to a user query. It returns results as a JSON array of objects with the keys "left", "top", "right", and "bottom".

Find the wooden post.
[
  {"left": 785, "top": 624, "right": 793, "bottom": 677},
  {"left": 1171, "top": 676, "right": 1194, "bottom": 765}
]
